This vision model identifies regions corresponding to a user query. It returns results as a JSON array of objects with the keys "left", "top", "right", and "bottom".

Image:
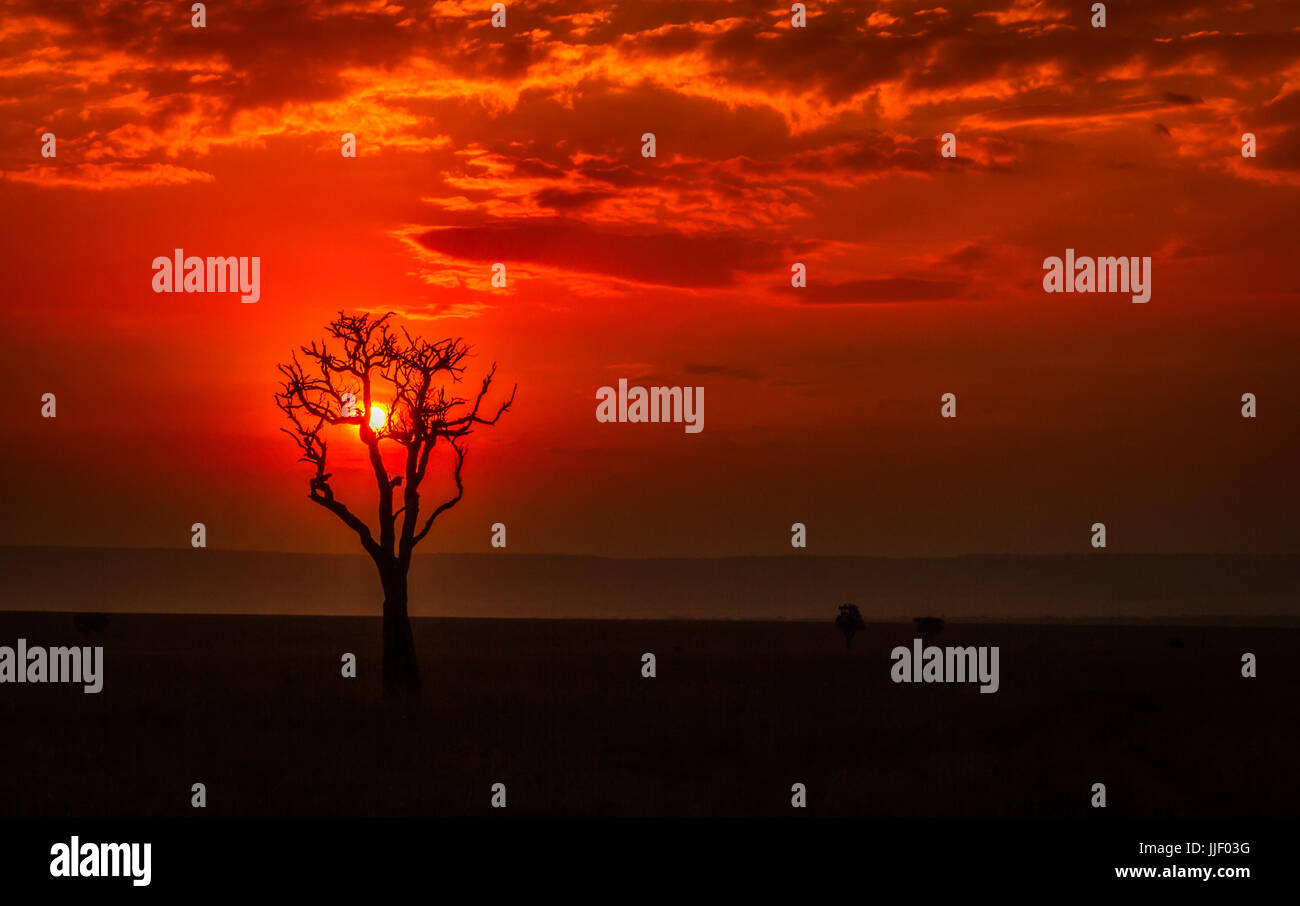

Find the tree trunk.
[{"left": 380, "top": 563, "right": 420, "bottom": 701}]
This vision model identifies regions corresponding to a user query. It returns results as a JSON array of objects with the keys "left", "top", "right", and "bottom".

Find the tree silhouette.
[
  {"left": 914, "top": 616, "right": 945, "bottom": 642},
  {"left": 835, "top": 603, "right": 866, "bottom": 649},
  {"left": 276, "top": 311, "right": 515, "bottom": 700},
  {"left": 72, "top": 612, "right": 108, "bottom": 640}
]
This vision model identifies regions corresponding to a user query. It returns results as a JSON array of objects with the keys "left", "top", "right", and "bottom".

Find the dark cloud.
[
  {"left": 414, "top": 220, "right": 782, "bottom": 287},
  {"left": 513, "top": 157, "right": 567, "bottom": 178},
  {"left": 684, "top": 363, "right": 763, "bottom": 379},
  {"left": 793, "top": 277, "right": 966, "bottom": 305},
  {"left": 942, "top": 242, "right": 993, "bottom": 269},
  {"left": 532, "top": 187, "right": 615, "bottom": 210},
  {"left": 576, "top": 162, "right": 657, "bottom": 188}
]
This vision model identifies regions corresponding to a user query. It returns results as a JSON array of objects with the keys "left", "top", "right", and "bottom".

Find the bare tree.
[{"left": 276, "top": 311, "right": 515, "bottom": 700}]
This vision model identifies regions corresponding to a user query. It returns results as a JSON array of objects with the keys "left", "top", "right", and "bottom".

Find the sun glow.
[{"left": 369, "top": 405, "right": 387, "bottom": 430}]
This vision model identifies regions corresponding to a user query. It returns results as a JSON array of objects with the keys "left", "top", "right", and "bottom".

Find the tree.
[
  {"left": 835, "top": 603, "right": 866, "bottom": 649},
  {"left": 914, "top": 616, "right": 945, "bottom": 642},
  {"left": 276, "top": 311, "right": 515, "bottom": 700},
  {"left": 72, "top": 612, "right": 108, "bottom": 640}
]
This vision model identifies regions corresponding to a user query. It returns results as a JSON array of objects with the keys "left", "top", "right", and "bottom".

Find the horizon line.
[
  {"left": 2, "top": 545, "right": 1299, "bottom": 560},
  {"left": 3, "top": 609, "right": 1298, "bottom": 627}
]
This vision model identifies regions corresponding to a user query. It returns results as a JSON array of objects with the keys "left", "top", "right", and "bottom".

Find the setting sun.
[{"left": 369, "top": 405, "right": 386, "bottom": 430}]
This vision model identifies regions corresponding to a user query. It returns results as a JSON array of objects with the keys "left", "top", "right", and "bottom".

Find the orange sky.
[{"left": 2, "top": 0, "right": 1298, "bottom": 556}]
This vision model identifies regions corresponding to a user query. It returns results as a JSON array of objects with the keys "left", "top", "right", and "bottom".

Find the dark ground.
[
  {"left": 5, "top": 549, "right": 1299, "bottom": 622},
  {"left": 0, "top": 613, "right": 1294, "bottom": 816}
]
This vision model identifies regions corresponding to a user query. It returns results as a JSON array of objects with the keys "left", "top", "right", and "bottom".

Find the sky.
[{"left": 2, "top": 0, "right": 1298, "bottom": 558}]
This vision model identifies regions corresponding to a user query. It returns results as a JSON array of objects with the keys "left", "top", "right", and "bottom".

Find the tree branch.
[{"left": 277, "top": 311, "right": 513, "bottom": 572}]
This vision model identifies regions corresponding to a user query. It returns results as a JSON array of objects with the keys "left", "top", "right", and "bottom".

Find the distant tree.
[
  {"left": 914, "top": 616, "right": 945, "bottom": 642},
  {"left": 72, "top": 612, "right": 108, "bottom": 639},
  {"left": 835, "top": 603, "right": 866, "bottom": 648},
  {"left": 276, "top": 311, "right": 515, "bottom": 700}
]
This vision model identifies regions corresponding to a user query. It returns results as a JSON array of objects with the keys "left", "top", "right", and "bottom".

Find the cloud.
[
  {"left": 684, "top": 363, "right": 763, "bottom": 380},
  {"left": 792, "top": 276, "right": 967, "bottom": 305},
  {"left": 0, "top": 162, "right": 214, "bottom": 189},
  {"left": 412, "top": 220, "right": 784, "bottom": 288},
  {"left": 2, "top": 0, "right": 1295, "bottom": 191},
  {"left": 2, "top": 0, "right": 1296, "bottom": 310},
  {"left": 531, "top": 187, "right": 615, "bottom": 210}
]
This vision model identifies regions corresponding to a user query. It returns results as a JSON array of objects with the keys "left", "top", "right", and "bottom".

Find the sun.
[{"left": 369, "top": 405, "right": 387, "bottom": 430}]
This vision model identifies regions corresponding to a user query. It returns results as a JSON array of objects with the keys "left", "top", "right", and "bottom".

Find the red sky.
[{"left": 2, "top": 0, "right": 1298, "bottom": 557}]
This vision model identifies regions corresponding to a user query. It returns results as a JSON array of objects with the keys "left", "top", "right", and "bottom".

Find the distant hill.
[{"left": 0, "top": 547, "right": 1297, "bottom": 623}]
